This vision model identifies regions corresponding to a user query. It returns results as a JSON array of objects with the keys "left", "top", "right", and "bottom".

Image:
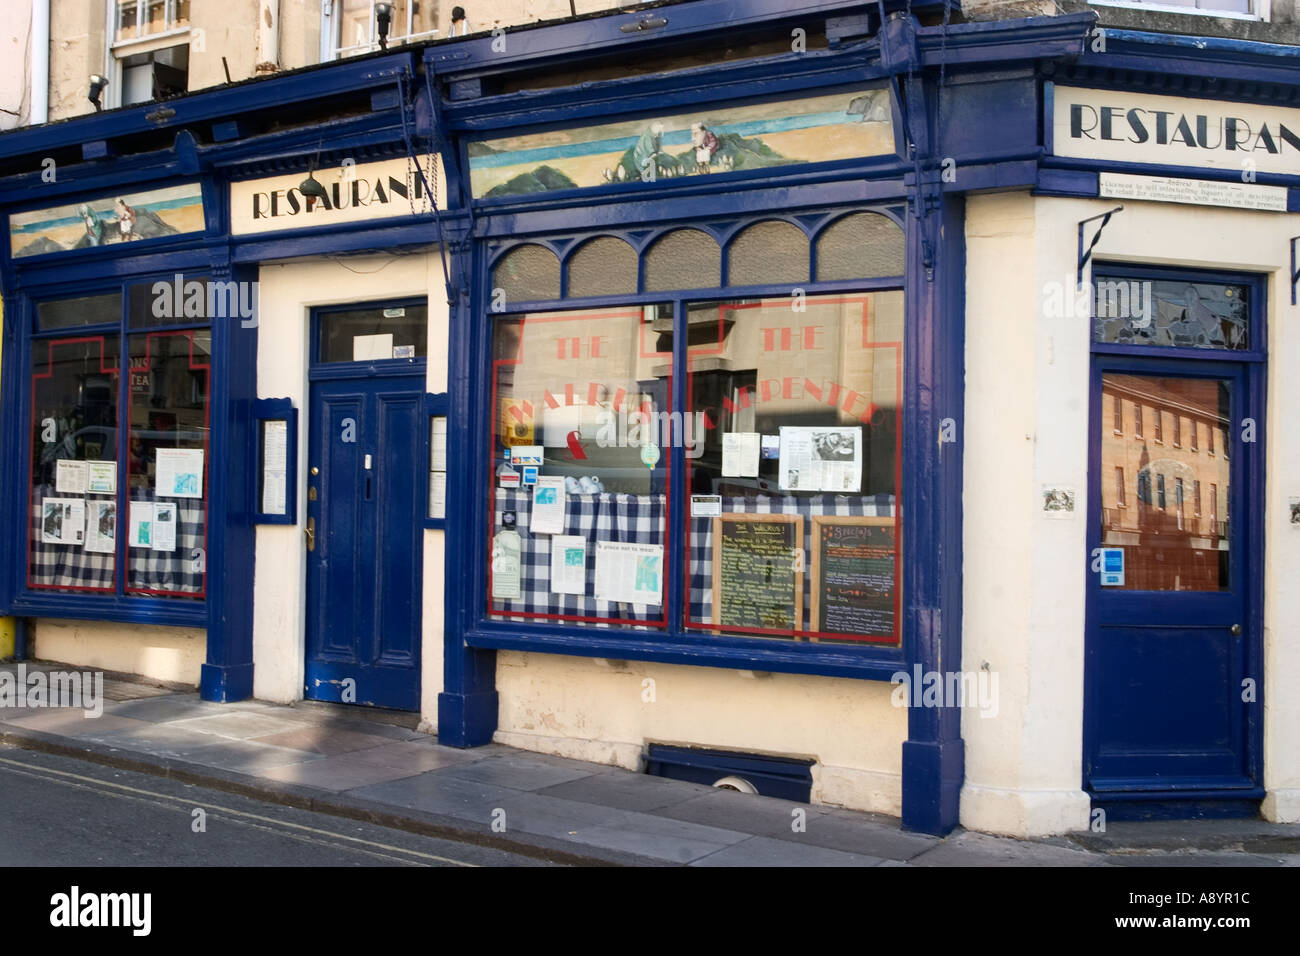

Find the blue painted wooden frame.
[
  {"left": 1082, "top": 262, "right": 1267, "bottom": 810},
  {"left": 252, "top": 399, "right": 299, "bottom": 526},
  {"left": 424, "top": 391, "right": 449, "bottom": 530}
]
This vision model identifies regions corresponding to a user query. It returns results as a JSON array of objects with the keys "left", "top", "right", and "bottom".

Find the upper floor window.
[
  {"left": 1088, "top": 0, "right": 1261, "bottom": 20},
  {"left": 115, "top": 0, "right": 190, "bottom": 43},
  {"left": 331, "top": 0, "right": 440, "bottom": 58}
]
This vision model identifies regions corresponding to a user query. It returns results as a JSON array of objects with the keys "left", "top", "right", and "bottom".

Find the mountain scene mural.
[{"left": 468, "top": 88, "right": 895, "bottom": 199}]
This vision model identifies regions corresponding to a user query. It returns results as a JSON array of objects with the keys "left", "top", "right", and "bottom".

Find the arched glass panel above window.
[
  {"left": 816, "top": 212, "right": 905, "bottom": 282},
  {"left": 567, "top": 237, "right": 637, "bottom": 297},
  {"left": 493, "top": 244, "right": 561, "bottom": 303},
  {"left": 644, "top": 229, "right": 721, "bottom": 292},
  {"left": 727, "top": 220, "right": 809, "bottom": 287}
]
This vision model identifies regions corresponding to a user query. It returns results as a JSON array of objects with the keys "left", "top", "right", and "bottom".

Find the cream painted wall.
[
  {"left": 494, "top": 654, "right": 908, "bottom": 814},
  {"left": 252, "top": 249, "right": 449, "bottom": 731},
  {"left": 962, "top": 190, "right": 1300, "bottom": 835},
  {"left": 32, "top": 619, "right": 204, "bottom": 685}
]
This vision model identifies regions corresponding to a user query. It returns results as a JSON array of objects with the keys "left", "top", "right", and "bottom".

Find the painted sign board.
[
  {"left": 229, "top": 157, "right": 443, "bottom": 235},
  {"left": 1099, "top": 172, "right": 1287, "bottom": 212},
  {"left": 1052, "top": 86, "right": 1300, "bottom": 178},
  {"left": 9, "top": 183, "right": 205, "bottom": 259}
]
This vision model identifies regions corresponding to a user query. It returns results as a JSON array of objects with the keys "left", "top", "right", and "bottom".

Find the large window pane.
[
  {"left": 29, "top": 336, "right": 121, "bottom": 592},
  {"left": 125, "top": 330, "right": 209, "bottom": 597},
  {"left": 1100, "top": 374, "right": 1229, "bottom": 591},
  {"left": 489, "top": 306, "right": 672, "bottom": 628},
  {"left": 318, "top": 303, "right": 427, "bottom": 363},
  {"left": 38, "top": 292, "right": 121, "bottom": 331},
  {"left": 684, "top": 292, "right": 904, "bottom": 644}
]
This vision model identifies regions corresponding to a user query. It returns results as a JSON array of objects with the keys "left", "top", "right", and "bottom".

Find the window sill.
[{"left": 466, "top": 622, "right": 906, "bottom": 681}]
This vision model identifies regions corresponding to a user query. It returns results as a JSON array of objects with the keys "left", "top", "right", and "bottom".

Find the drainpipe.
[
  {"left": 256, "top": 0, "right": 280, "bottom": 73},
  {"left": 30, "top": 0, "right": 49, "bottom": 125}
]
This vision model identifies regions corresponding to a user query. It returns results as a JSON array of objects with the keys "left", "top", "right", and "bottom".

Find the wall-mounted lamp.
[
  {"left": 299, "top": 171, "right": 329, "bottom": 206},
  {"left": 88, "top": 74, "right": 109, "bottom": 112},
  {"left": 375, "top": 2, "right": 393, "bottom": 50}
]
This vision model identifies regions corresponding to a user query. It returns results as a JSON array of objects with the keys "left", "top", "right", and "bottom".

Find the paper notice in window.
[
  {"left": 151, "top": 501, "right": 177, "bottom": 552},
  {"left": 155, "top": 448, "right": 204, "bottom": 499},
  {"left": 41, "top": 497, "right": 85, "bottom": 545},
  {"left": 353, "top": 333, "right": 393, "bottom": 361},
  {"left": 55, "top": 460, "right": 88, "bottom": 495},
  {"left": 550, "top": 535, "right": 587, "bottom": 595},
  {"left": 721, "top": 432, "right": 760, "bottom": 477},
  {"left": 129, "top": 502, "right": 154, "bottom": 548},
  {"left": 262, "top": 420, "right": 288, "bottom": 516},
  {"left": 85, "top": 500, "right": 116, "bottom": 554},
  {"left": 87, "top": 461, "right": 117, "bottom": 495},
  {"left": 529, "top": 476, "right": 566, "bottom": 534},
  {"left": 594, "top": 540, "right": 663, "bottom": 606},
  {"left": 429, "top": 471, "right": 447, "bottom": 519},
  {"left": 778, "top": 426, "right": 862, "bottom": 493},
  {"left": 491, "top": 529, "right": 522, "bottom": 600},
  {"left": 431, "top": 417, "right": 448, "bottom": 471}
]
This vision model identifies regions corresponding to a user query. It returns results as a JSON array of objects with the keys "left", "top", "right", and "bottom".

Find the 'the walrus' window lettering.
[{"left": 1092, "top": 274, "right": 1250, "bottom": 350}]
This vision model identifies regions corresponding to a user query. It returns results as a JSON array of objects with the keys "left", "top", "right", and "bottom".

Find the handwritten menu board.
[
  {"left": 712, "top": 514, "right": 803, "bottom": 631},
  {"left": 810, "top": 516, "right": 897, "bottom": 640}
]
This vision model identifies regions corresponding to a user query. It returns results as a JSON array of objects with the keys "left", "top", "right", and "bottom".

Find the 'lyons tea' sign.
[
  {"left": 229, "top": 157, "right": 443, "bottom": 236},
  {"left": 1052, "top": 87, "right": 1300, "bottom": 177}
]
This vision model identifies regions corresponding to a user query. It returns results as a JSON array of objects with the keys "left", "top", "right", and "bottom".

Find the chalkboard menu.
[
  {"left": 810, "top": 516, "right": 897, "bottom": 641},
  {"left": 711, "top": 513, "right": 804, "bottom": 631}
]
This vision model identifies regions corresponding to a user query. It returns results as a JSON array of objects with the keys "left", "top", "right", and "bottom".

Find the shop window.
[
  {"left": 1093, "top": 273, "right": 1250, "bottom": 350},
  {"left": 37, "top": 292, "right": 121, "bottom": 331},
  {"left": 27, "top": 283, "right": 211, "bottom": 601},
  {"left": 727, "top": 221, "right": 809, "bottom": 287},
  {"left": 567, "top": 237, "right": 637, "bottom": 298},
  {"left": 816, "top": 212, "right": 906, "bottom": 282},
  {"left": 317, "top": 302, "right": 428, "bottom": 363},
  {"left": 644, "top": 229, "right": 721, "bottom": 292},
  {"left": 125, "top": 330, "right": 210, "bottom": 596},
  {"left": 488, "top": 305, "right": 672, "bottom": 628},
  {"left": 493, "top": 244, "right": 561, "bottom": 304}
]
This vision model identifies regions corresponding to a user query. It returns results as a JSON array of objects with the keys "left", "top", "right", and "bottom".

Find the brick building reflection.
[{"left": 1100, "top": 374, "right": 1230, "bottom": 591}]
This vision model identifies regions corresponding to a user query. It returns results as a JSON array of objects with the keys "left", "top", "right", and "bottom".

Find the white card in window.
[
  {"left": 155, "top": 448, "right": 204, "bottom": 499},
  {"left": 721, "top": 432, "right": 760, "bottom": 477},
  {"left": 55, "top": 460, "right": 88, "bottom": 495},
  {"left": 128, "top": 502, "right": 155, "bottom": 548},
  {"left": 491, "top": 529, "right": 522, "bottom": 600},
  {"left": 530, "top": 476, "right": 566, "bottom": 534},
  {"left": 779, "top": 426, "right": 861, "bottom": 492},
  {"left": 262, "top": 420, "right": 288, "bottom": 516},
  {"left": 594, "top": 540, "right": 663, "bottom": 606},
  {"left": 352, "top": 333, "right": 393, "bottom": 361},
  {"left": 151, "top": 502, "right": 177, "bottom": 552},
  {"left": 84, "top": 501, "right": 116, "bottom": 553},
  {"left": 87, "top": 461, "right": 117, "bottom": 495},
  {"left": 431, "top": 417, "right": 448, "bottom": 471},
  {"left": 41, "top": 497, "right": 85, "bottom": 545},
  {"left": 549, "top": 535, "right": 587, "bottom": 595},
  {"left": 429, "top": 471, "right": 447, "bottom": 519},
  {"left": 691, "top": 494, "right": 722, "bottom": 517}
]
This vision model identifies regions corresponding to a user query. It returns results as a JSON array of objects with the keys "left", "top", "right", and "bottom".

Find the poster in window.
[
  {"left": 778, "top": 426, "right": 862, "bottom": 492},
  {"left": 41, "top": 498, "right": 85, "bottom": 546},
  {"left": 85, "top": 500, "right": 116, "bottom": 554},
  {"left": 155, "top": 448, "right": 204, "bottom": 499}
]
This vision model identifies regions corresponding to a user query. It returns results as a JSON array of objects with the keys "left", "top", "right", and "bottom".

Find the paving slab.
[
  {"left": 435, "top": 752, "right": 602, "bottom": 791},
  {"left": 764, "top": 807, "right": 942, "bottom": 861},
  {"left": 168, "top": 739, "right": 325, "bottom": 774},
  {"left": 1104, "top": 851, "right": 1285, "bottom": 867},
  {"left": 102, "top": 695, "right": 229, "bottom": 723},
  {"left": 690, "top": 835, "right": 885, "bottom": 867},
  {"left": 537, "top": 767, "right": 715, "bottom": 812},
  {"left": 909, "top": 831, "right": 1110, "bottom": 867},
  {"left": 341, "top": 739, "right": 480, "bottom": 773},
  {"left": 2, "top": 711, "right": 148, "bottom": 736},
  {"left": 167, "top": 712, "right": 313, "bottom": 740},
  {"left": 249, "top": 725, "right": 397, "bottom": 756},
  {"left": 260, "top": 751, "right": 430, "bottom": 791},
  {"left": 350, "top": 770, "right": 523, "bottom": 818},
  {"left": 650, "top": 787, "right": 827, "bottom": 838},
  {"left": 91, "top": 722, "right": 264, "bottom": 758}
]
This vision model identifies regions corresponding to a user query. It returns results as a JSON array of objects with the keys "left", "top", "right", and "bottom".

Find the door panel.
[
  {"left": 306, "top": 376, "right": 423, "bottom": 711},
  {"left": 1085, "top": 365, "right": 1256, "bottom": 797}
]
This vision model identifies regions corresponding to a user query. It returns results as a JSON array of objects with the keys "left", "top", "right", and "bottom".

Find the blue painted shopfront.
[{"left": 0, "top": 2, "right": 1293, "bottom": 834}]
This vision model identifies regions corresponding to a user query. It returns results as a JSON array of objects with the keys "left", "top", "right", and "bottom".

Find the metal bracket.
[
  {"left": 1077, "top": 205, "right": 1123, "bottom": 290},
  {"left": 1291, "top": 236, "right": 1300, "bottom": 306}
]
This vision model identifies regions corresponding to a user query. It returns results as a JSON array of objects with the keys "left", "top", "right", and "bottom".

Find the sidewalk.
[{"left": 2, "top": 662, "right": 1296, "bottom": 867}]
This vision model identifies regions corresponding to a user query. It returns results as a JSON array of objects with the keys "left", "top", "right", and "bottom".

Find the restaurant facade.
[{"left": 1, "top": 0, "right": 1297, "bottom": 837}]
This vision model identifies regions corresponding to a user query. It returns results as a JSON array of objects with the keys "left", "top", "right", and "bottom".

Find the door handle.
[
  {"left": 305, "top": 516, "right": 316, "bottom": 552},
  {"left": 1230, "top": 623, "right": 1242, "bottom": 636}
]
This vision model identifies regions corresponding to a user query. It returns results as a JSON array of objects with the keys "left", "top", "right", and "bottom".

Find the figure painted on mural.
[
  {"left": 78, "top": 204, "right": 105, "bottom": 246},
  {"left": 632, "top": 122, "right": 666, "bottom": 180},
  {"left": 691, "top": 123, "right": 719, "bottom": 173},
  {"left": 115, "top": 198, "right": 138, "bottom": 241}
]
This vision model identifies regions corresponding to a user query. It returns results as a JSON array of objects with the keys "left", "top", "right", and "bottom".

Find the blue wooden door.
[
  {"left": 1084, "top": 357, "right": 1262, "bottom": 812},
  {"left": 305, "top": 375, "right": 424, "bottom": 710}
]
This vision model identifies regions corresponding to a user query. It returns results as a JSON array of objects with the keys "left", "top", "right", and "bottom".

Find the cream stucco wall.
[
  {"left": 252, "top": 249, "right": 448, "bottom": 730},
  {"left": 493, "top": 654, "right": 908, "bottom": 814},
  {"left": 962, "top": 190, "right": 1300, "bottom": 836},
  {"left": 32, "top": 619, "right": 204, "bottom": 685}
]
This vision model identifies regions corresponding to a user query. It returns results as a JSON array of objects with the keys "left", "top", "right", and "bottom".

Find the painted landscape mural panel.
[
  {"left": 9, "top": 183, "right": 205, "bottom": 259},
  {"left": 469, "top": 89, "right": 895, "bottom": 199}
]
